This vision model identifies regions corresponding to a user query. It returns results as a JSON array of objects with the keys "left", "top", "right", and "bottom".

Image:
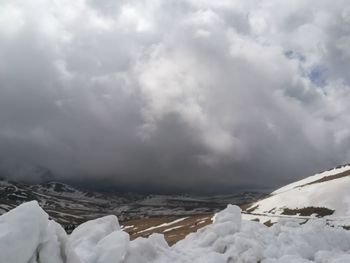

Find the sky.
[{"left": 1, "top": 0, "right": 350, "bottom": 193}]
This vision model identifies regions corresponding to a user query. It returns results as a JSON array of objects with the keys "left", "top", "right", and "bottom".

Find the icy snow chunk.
[
  {"left": 125, "top": 233, "right": 169, "bottom": 263},
  {"left": 214, "top": 205, "right": 241, "bottom": 224},
  {"left": 37, "top": 220, "right": 68, "bottom": 263},
  {"left": 177, "top": 205, "right": 242, "bottom": 250},
  {"left": 93, "top": 231, "right": 129, "bottom": 263},
  {"left": 262, "top": 255, "right": 313, "bottom": 263},
  {"left": 67, "top": 215, "right": 124, "bottom": 263},
  {"left": 209, "top": 204, "right": 242, "bottom": 235},
  {"left": 0, "top": 201, "right": 48, "bottom": 263},
  {"left": 315, "top": 252, "right": 350, "bottom": 263},
  {"left": 0, "top": 201, "right": 67, "bottom": 263}
]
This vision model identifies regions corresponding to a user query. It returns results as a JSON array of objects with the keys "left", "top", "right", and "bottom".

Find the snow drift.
[{"left": 1, "top": 201, "right": 350, "bottom": 262}]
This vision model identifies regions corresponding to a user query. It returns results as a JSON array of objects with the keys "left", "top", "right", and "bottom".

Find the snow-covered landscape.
[
  {"left": 3, "top": 165, "right": 350, "bottom": 262},
  {"left": 3, "top": 0, "right": 350, "bottom": 262}
]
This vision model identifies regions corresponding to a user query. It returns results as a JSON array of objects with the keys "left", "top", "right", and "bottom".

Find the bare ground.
[{"left": 120, "top": 213, "right": 214, "bottom": 245}]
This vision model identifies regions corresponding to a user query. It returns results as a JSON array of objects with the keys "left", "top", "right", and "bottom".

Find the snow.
[
  {"left": 0, "top": 201, "right": 67, "bottom": 263},
  {"left": 247, "top": 165, "right": 350, "bottom": 222},
  {"left": 66, "top": 215, "right": 123, "bottom": 263},
  {"left": 271, "top": 165, "right": 350, "bottom": 195},
  {"left": 136, "top": 217, "right": 188, "bottom": 234},
  {"left": 91, "top": 231, "right": 129, "bottom": 263},
  {"left": 2, "top": 201, "right": 350, "bottom": 262},
  {"left": 121, "top": 224, "right": 134, "bottom": 230},
  {"left": 163, "top": 225, "right": 183, "bottom": 232}
]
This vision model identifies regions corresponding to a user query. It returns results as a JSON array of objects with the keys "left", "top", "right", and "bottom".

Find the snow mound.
[{"left": 2, "top": 201, "right": 350, "bottom": 262}]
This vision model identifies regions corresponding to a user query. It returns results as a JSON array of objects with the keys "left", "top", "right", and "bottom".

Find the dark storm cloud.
[{"left": 0, "top": 0, "right": 350, "bottom": 193}]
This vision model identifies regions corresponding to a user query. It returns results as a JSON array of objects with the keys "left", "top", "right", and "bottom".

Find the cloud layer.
[{"left": 1, "top": 0, "right": 350, "bottom": 193}]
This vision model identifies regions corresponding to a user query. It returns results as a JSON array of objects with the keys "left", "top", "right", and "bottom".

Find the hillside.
[{"left": 244, "top": 164, "right": 350, "bottom": 226}]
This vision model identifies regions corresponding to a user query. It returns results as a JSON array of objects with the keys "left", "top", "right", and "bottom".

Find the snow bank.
[{"left": 2, "top": 202, "right": 350, "bottom": 263}]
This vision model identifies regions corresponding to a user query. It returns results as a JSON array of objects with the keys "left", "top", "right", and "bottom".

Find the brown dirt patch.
[
  {"left": 120, "top": 213, "right": 213, "bottom": 245},
  {"left": 281, "top": 207, "right": 334, "bottom": 217}
]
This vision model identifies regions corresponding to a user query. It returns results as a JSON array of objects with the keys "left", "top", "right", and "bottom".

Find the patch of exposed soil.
[
  {"left": 281, "top": 207, "right": 334, "bottom": 217},
  {"left": 245, "top": 205, "right": 259, "bottom": 213},
  {"left": 120, "top": 214, "right": 213, "bottom": 245}
]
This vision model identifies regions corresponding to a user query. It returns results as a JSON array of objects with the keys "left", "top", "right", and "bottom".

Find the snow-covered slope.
[
  {"left": 2, "top": 201, "right": 350, "bottom": 263},
  {"left": 245, "top": 164, "right": 350, "bottom": 225}
]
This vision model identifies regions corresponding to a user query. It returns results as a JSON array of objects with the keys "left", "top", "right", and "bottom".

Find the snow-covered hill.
[{"left": 244, "top": 164, "right": 350, "bottom": 226}]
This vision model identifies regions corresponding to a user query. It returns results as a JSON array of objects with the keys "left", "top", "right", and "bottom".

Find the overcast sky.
[{"left": 0, "top": 0, "right": 350, "bottom": 193}]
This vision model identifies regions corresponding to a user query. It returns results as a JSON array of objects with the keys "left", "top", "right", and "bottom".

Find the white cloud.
[{"left": 0, "top": 4, "right": 24, "bottom": 36}]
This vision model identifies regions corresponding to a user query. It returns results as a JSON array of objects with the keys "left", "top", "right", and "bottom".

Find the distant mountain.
[
  {"left": 244, "top": 164, "right": 350, "bottom": 226},
  {"left": 0, "top": 179, "right": 265, "bottom": 232}
]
